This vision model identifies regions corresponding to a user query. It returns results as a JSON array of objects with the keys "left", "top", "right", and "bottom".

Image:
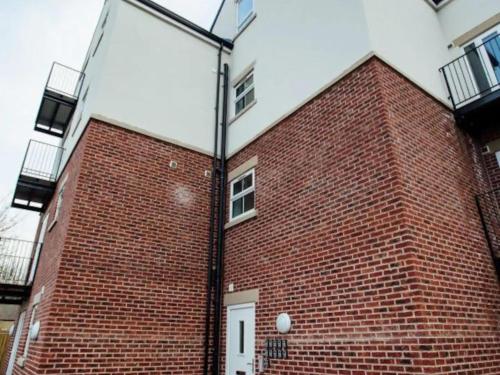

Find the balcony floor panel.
[{"left": 35, "top": 90, "right": 77, "bottom": 138}]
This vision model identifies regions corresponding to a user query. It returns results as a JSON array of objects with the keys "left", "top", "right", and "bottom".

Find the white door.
[
  {"left": 226, "top": 303, "right": 255, "bottom": 375},
  {"left": 6, "top": 311, "right": 26, "bottom": 375}
]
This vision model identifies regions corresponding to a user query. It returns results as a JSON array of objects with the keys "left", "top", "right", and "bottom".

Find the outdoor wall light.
[
  {"left": 30, "top": 320, "right": 41, "bottom": 341},
  {"left": 276, "top": 313, "right": 291, "bottom": 334}
]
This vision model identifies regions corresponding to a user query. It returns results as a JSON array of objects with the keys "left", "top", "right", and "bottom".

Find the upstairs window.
[
  {"left": 235, "top": 72, "right": 255, "bottom": 115},
  {"left": 230, "top": 169, "right": 255, "bottom": 220},
  {"left": 237, "top": 0, "right": 254, "bottom": 30}
]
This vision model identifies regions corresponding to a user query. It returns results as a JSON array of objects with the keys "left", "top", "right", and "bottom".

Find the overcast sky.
[{"left": 0, "top": 0, "right": 221, "bottom": 240}]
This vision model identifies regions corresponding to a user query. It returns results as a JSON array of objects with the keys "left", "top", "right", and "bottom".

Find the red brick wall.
[
  {"left": 1, "top": 125, "right": 88, "bottom": 375},
  {"left": 223, "top": 57, "right": 500, "bottom": 374},
  {"left": 378, "top": 61, "right": 500, "bottom": 373},
  {"left": 5, "top": 120, "right": 213, "bottom": 374},
  {"left": 3, "top": 57, "right": 499, "bottom": 375}
]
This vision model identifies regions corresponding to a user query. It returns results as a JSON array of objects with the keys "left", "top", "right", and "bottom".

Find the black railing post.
[
  {"left": 440, "top": 67, "right": 456, "bottom": 110},
  {"left": 0, "top": 238, "right": 37, "bottom": 286},
  {"left": 440, "top": 34, "right": 500, "bottom": 110}
]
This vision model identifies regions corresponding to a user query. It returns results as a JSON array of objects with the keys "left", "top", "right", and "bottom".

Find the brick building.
[{"left": 1, "top": 0, "right": 499, "bottom": 374}]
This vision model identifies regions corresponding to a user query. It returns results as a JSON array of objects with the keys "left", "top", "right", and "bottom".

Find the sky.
[{"left": 0, "top": 0, "right": 222, "bottom": 240}]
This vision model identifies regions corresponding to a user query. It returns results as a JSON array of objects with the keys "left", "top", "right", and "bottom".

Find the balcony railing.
[
  {"left": 35, "top": 62, "right": 84, "bottom": 137},
  {"left": 12, "top": 140, "right": 64, "bottom": 212},
  {"left": 0, "top": 238, "right": 37, "bottom": 286},
  {"left": 476, "top": 188, "right": 500, "bottom": 276},
  {"left": 20, "top": 140, "right": 63, "bottom": 182},
  {"left": 46, "top": 62, "right": 85, "bottom": 100},
  {"left": 440, "top": 34, "right": 500, "bottom": 111}
]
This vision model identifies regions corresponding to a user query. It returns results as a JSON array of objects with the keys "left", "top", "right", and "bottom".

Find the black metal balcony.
[
  {"left": 12, "top": 140, "right": 63, "bottom": 212},
  {"left": 0, "top": 238, "right": 39, "bottom": 304},
  {"left": 440, "top": 34, "right": 500, "bottom": 123},
  {"left": 476, "top": 188, "right": 500, "bottom": 278},
  {"left": 34, "top": 62, "right": 84, "bottom": 137}
]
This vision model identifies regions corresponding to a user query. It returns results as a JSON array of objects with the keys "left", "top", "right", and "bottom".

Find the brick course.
[
  {"left": 2, "top": 57, "right": 499, "bottom": 375},
  {"left": 223, "top": 57, "right": 500, "bottom": 374},
  {"left": 6, "top": 121, "right": 213, "bottom": 374}
]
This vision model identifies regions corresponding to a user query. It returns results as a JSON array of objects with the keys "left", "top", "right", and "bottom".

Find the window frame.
[
  {"left": 236, "top": 0, "right": 254, "bottom": 31},
  {"left": 229, "top": 168, "right": 256, "bottom": 221},
  {"left": 234, "top": 71, "right": 255, "bottom": 116}
]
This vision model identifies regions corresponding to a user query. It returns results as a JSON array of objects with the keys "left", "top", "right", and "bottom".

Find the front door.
[{"left": 226, "top": 303, "right": 255, "bottom": 375}]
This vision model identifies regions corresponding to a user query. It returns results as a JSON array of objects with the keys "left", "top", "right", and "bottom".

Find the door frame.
[
  {"left": 225, "top": 302, "right": 255, "bottom": 375},
  {"left": 464, "top": 24, "right": 500, "bottom": 98}
]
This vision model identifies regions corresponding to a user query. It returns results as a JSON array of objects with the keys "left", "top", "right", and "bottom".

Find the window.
[
  {"left": 22, "top": 305, "right": 38, "bottom": 361},
  {"left": 93, "top": 33, "right": 104, "bottom": 57},
  {"left": 82, "top": 86, "right": 89, "bottom": 102},
  {"left": 54, "top": 184, "right": 65, "bottom": 220},
  {"left": 230, "top": 169, "right": 255, "bottom": 220},
  {"left": 235, "top": 72, "right": 255, "bottom": 115},
  {"left": 72, "top": 113, "right": 83, "bottom": 137},
  {"left": 102, "top": 11, "right": 109, "bottom": 29},
  {"left": 237, "top": 0, "right": 254, "bottom": 29},
  {"left": 49, "top": 175, "right": 67, "bottom": 230},
  {"left": 81, "top": 56, "right": 90, "bottom": 74}
]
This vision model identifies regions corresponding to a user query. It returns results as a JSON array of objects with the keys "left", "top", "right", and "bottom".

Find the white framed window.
[
  {"left": 230, "top": 169, "right": 255, "bottom": 220},
  {"left": 49, "top": 175, "right": 68, "bottom": 231},
  {"left": 237, "top": 0, "right": 254, "bottom": 30},
  {"left": 54, "top": 184, "right": 65, "bottom": 220},
  {"left": 93, "top": 33, "right": 104, "bottom": 57},
  {"left": 21, "top": 305, "right": 39, "bottom": 362},
  {"left": 235, "top": 72, "right": 255, "bottom": 115}
]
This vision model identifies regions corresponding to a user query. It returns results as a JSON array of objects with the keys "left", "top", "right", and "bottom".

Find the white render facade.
[
  {"left": 4, "top": 1, "right": 500, "bottom": 374},
  {"left": 57, "top": 0, "right": 500, "bottom": 171}
]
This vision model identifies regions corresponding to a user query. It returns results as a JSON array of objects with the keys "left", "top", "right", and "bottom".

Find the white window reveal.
[
  {"left": 230, "top": 169, "right": 255, "bottom": 220},
  {"left": 237, "top": 0, "right": 254, "bottom": 30},
  {"left": 235, "top": 72, "right": 255, "bottom": 115},
  {"left": 49, "top": 174, "right": 68, "bottom": 230}
]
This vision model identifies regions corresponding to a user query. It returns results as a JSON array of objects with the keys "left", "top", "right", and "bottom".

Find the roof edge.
[
  {"left": 136, "top": 0, "right": 233, "bottom": 49},
  {"left": 210, "top": 0, "right": 226, "bottom": 32}
]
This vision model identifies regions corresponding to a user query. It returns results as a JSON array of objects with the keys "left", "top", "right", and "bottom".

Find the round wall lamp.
[
  {"left": 276, "top": 313, "right": 292, "bottom": 334},
  {"left": 30, "top": 321, "right": 41, "bottom": 341}
]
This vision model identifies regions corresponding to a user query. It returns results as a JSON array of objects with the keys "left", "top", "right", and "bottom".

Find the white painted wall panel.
[
  {"left": 224, "top": 0, "right": 372, "bottom": 156},
  {"left": 438, "top": 0, "right": 500, "bottom": 43},
  {"left": 363, "top": 0, "right": 451, "bottom": 103}
]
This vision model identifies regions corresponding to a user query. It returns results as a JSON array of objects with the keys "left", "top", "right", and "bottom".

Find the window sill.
[
  {"left": 16, "top": 356, "right": 26, "bottom": 368},
  {"left": 229, "top": 100, "right": 257, "bottom": 125},
  {"left": 225, "top": 209, "right": 257, "bottom": 230},
  {"left": 234, "top": 13, "right": 257, "bottom": 42},
  {"left": 48, "top": 219, "right": 58, "bottom": 232}
]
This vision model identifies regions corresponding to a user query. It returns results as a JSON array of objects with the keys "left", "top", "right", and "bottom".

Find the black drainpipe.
[
  {"left": 203, "top": 44, "right": 223, "bottom": 375},
  {"left": 212, "top": 63, "right": 229, "bottom": 375}
]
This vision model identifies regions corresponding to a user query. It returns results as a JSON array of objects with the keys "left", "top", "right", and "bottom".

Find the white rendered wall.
[
  {"left": 362, "top": 0, "right": 451, "bottom": 104},
  {"left": 214, "top": 0, "right": 372, "bottom": 156},
  {"left": 60, "top": 0, "right": 229, "bottom": 176},
  {"left": 59, "top": 0, "right": 500, "bottom": 172},
  {"left": 438, "top": 0, "right": 500, "bottom": 44},
  {"left": 59, "top": 0, "right": 115, "bottom": 172}
]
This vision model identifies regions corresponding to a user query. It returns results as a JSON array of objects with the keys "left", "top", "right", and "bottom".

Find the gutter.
[{"left": 135, "top": 0, "right": 233, "bottom": 49}]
